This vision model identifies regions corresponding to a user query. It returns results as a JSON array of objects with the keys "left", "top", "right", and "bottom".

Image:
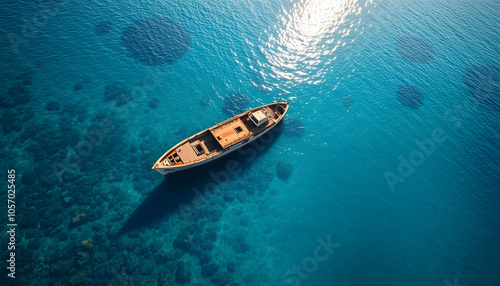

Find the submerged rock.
[
  {"left": 199, "top": 252, "right": 212, "bottom": 265},
  {"left": 240, "top": 215, "right": 250, "bottom": 226},
  {"left": 1, "top": 110, "right": 23, "bottom": 134},
  {"left": 73, "top": 81, "right": 83, "bottom": 91},
  {"left": 104, "top": 82, "right": 131, "bottom": 106},
  {"left": 149, "top": 238, "right": 164, "bottom": 253},
  {"left": 23, "top": 209, "right": 39, "bottom": 229},
  {"left": 148, "top": 97, "right": 160, "bottom": 109},
  {"left": 45, "top": 101, "right": 60, "bottom": 111},
  {"left": 21, "top": 169, "right": 36, "bottom": 186},
  {"left": 201, "top": 261, "right": 218, "bottom": 277},
  {"left": 2, "top": 84, "right": 31, "bottom": 108},
  {"left": 63, "top": 196, "right": 74, "bottom": 207},
  {"left": 232, "top": 233, "right": 250, "bottom": 254},
  {"left": 74, "top": 251, "right": 90, "bottom": 269},
  {"left": 49, "top": 260, "right": 71, "bottom": 277},
  {"left": 175, "top": 260, "right": 192, "bottom": 284},
  {"left": 156, "top": 249, "right": 175, "bottom": 263},
  {"left": 121, "top": 17, "right": 190, "bottom": 65},
  {"left": 69, "top": 270, "right": 90, "bottom": 285},
  {"left": 28, "top": 238, "right": 42, "bottom": 250},
  {"left": 200, "top": 94, "right": 212, "bottom": 106},
  {"left": 173, "top": 230, "right": 193, "bottom": 252},
  {"left": 397, "top": 85, "right": 423, "bottom": 109},
  {"left": 158, "top": 271, "right": 174, "bottom": 286},
  {"left": 38, "top": 171, "right": 58, "bottom": 188},
  {"left": 70, "top": 209, "right": 88, "bottom": 228},
  {"left": 283, "top": 119, "right": 305, "bottom": 137},
  {"left": 22, "top": 107, "right": 35, "bottom": 122},
  {"left": 81, "top": 239, "right": 94, "bottom": 251},
  {"left": 276, "top": 161, "right": 293, "bottom": 181},
  {"left": 140, "top": 260, "right": 156, "bottom": 275},
  {"left": 211, "top": 269, "right": 232, "bottom": 285},
  {"left": 209, "top": 208, "right": 223, "bottom": 222},
  {"left": 342, "top": 96, "right": 353, "bottom": 108},
  {"left": 223, "top": 189, "right": 235, "bottom": 202},
  {"left": 227, "top": 261, "right": 236, "bottom": 273}
]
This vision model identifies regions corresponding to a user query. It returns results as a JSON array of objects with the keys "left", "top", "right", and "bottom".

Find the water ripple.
[{"left": 258, "top": 0, "right": 365, "bottom": 91}]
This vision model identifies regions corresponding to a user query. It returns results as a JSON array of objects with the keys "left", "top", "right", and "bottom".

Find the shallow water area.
[{"left": 0, "top": 0, "right": 499, "bottom": 285}]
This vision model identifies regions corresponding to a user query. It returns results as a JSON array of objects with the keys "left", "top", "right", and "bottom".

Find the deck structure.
[{"left": 152, "top": 102, "right": 289, "bottom": 176}]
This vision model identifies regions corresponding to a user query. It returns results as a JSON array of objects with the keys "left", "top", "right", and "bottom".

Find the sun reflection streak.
[{"left": 261, "top": 0, "right": 362, "bottom": 88}]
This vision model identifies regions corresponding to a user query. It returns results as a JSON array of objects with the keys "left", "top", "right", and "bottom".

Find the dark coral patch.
[
  {"left": 95, "top": 20, "right": 113, "bottom": 35},
  {"left": 231, "top": 233, "right": 250, "bottom": 254},
  {"left": 2, "top": 84, "right": 31, "bottom": 108},
  {"left": 1, "top": 109, "right": 23, "bottom": 134},
  {"left": 397, "top": 85, "right": 423, "bottom": 109},
  {"left": 222, "top": 93, "right": 249, "bottom": 115},
  {"left": 201, "top": 261, "right": 218, "bottom": 277},
  {"left": 200, "top": 95, "right": 211, "bottom": 106},
  {"left": 211, "top": 269, "right": 232, "bottom": 285},
  {"left": 276, "top": 161, "right": 293, "bottom": 181},
  {"left": 121, "top": 17, "right": 190, "bottom": 65},
  {"left": 45, "top": 101, "right": 60, "bottom": 111},
  {"left": 464, "top": 65, "right": 500, "bottom": 111},
  {"left": 73, "top": 81, "right": 83, "bottom": 91},
  {"left": 21, "top": 107, "right": 34, "bottom": 122},
  {"left": 8, "top": 84, "right": 30, "bottom": 101},
  {"left": 16, "top": 71, "right": 35, "bottom": 86},
  {"left": 0, "top": 95, "right": 11, "bottom": 109},
  {"left": 396, "top": 36, "right": 434, "bottom": 63},
  {"left": 21, "top": 169, "right": 37, "bottom": 186},
  {"left": 342, "top": 96, "right": 353, "bottom": 108},
  {"left": 148, "top": 97, "right": 160, "bottom": 109},
  {"left": 158, "top": 271, "right": 174, "bottom": 285},
  {"left": 283, "top": 119, "right": 305, "bottom": 137},
  {"left": 104, "top": 82, "right": 131, "bottom": 106},
  {"left": 175, "top": 260, "right": 192, "bottom": 284}
]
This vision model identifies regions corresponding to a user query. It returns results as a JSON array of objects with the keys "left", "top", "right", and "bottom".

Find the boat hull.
[
  {"left": 159, "top": 124, "right": 276, "bottom": 176},
  {"left": 152, "top": 102, "right": 289, "bottom": 177}
]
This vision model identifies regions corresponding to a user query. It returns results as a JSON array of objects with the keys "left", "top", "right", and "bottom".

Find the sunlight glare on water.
[
  {"left": 261, "top": 0, "right": 363, "bottom": 90},
  {"left": 1, "top": 0, "right": 498, "bottom": 284}
]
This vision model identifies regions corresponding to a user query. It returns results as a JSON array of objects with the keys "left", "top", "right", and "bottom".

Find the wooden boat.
[{"left": 152, "top": 102, "right": 289, "bottom": 176}]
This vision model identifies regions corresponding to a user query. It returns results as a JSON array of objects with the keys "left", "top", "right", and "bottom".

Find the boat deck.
[
  {"left": 154, "top": 103, "right": 288, "bottom": 169},
  {"left": 175, "top": 131, "right": 222, "bottom": 164},
  {"left": 210, "top": 118, "right": 251, "bottom": 149}
]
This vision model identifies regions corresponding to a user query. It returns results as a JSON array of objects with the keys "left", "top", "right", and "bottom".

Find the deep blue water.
[{"left": 0, "top": 0, "right": 499, "bottom": 285}]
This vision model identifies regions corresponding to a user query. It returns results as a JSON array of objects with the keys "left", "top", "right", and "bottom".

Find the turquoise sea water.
[{"left": 0, "top": 0, "right": 499, "bottom": 285}]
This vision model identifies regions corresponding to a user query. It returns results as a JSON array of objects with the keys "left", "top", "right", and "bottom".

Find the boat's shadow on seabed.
[{"left": 118, "top": 125, "right": 283, "bottom": 235}]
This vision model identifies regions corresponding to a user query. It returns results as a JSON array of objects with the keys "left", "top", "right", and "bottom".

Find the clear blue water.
[{"left": 0, "top": 0, "right": 499, "bottom": 285}]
